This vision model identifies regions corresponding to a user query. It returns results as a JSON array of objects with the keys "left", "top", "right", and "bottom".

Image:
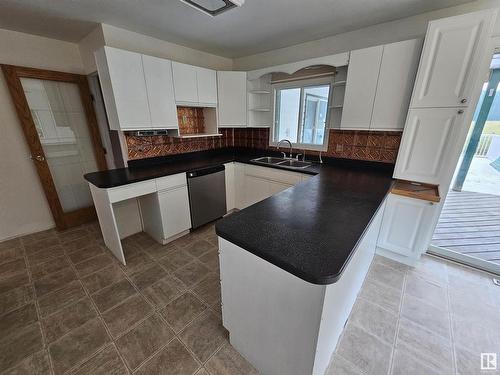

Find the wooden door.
[
  {"left": 411, "top": 10, "right": 495, "bottom": 108},
  {"left": 393, "top": 107, "right": 464, "bottom": 185},
  {"left": 2, "top": 64, "right": 107, "bottom": 230},
  {"left": 340, "top": 45, "right": 383, "bottom": 129}
]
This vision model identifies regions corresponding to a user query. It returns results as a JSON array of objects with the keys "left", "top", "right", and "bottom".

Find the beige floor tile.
[
  {"left": 57, "top": 228, "right": 89, "bottom": 244},
  {"left": 26, "top": 246, "right": 66, "bottom": 266},
  {"left": 410, "top": 254, "right": 448, "bottom": 285},
  {"left": 49, "top": 318, "right": 110, "bottom": 375},
  {"left": 68, "top": 244, "right": 105, "bottom": 264},
  {"left": 454, "top": 344, "right": 499, "bottom": 375},
  {"left": 135, "top": 338, "right": 200, "bottom": 375},
  {"left": 143, "top": 242, "right": 177, "bottom": 260},
  {"left": 0, "top": 246, "right": 23, "bottom": 266},
  {"left": 179, "top": 312, "right": 228, "bottom": 363},
  {"left": 81, "top": 264, "right": 126, "bottom": 294},
  {"left": 326, "top": 355, "right": 363, "bottom": 375},
  {"left": 174, "top": 261, "right": 211, "bottom": 287},
  {"left": 72, "top": 345, "right": 128, "bottom": 375},
  {"left": 2, "top": 350, "right": 51, "bottom": 375},
  {"left": 0, "top": 303, "right": 38, "bottom": 340},
  {"left": 21, "top": 229, "right": 57, "bottom": 245},
  {"left": 205, "top": 343, "right": 258, "bottom": 375},
  {"left": 34, "top": 267, "right": 77, "bottom": 298},
  {"left": 24, "top": 237, "right": 60, "bottom": 255},
  {"left": 198, "top": 251, "right": 219, "bottom": 271},
  {"left": 358, "top": 278, "right": 402, "bottom": 313},
  {"left": 400, "top": 294, "right": 450, "bottom": 339},
  {"left": 130, "top": 264, "right": 168, "bottom": 290},
  {"left": 74, "top": 254, "right": 114, "bottom": 277},
  {"left": 452, "top": 314, "right": 499, "bottom": 354},
  {"left": 38, "top": 280, "right": 86, "bottom": 317},
  {"left": 92, "top": 279, "right": 137, "bottom": 313},
  {"left": 143, "top": 274, "right": 186, "bottom": 308},
  {"left": 404, "top": 273, "right": 448, "bottom": 311},
  {"left": 116, "top": 314, "right": 174, "bottom": 370},
  {"left": 366, "top": 262, "right": 405, "bottom": 291},
  {"left": 372, "top": 255, "right": 409, "bottom": 273},
  {"left": 0, "top": 322, "right": 43, "bottom": 372},
  {"left": 120, "top": 251, "right": 155, "bottom": 275},
  {"left": 192, "top": 274, "right": 221, "bottom": 306},
  {"left": 102, "top": 295, "right": 153, "bottom": 339},
  {"left": 42, "top": 298, "right": 97, "bottom": 343},
  {"left": 0, "top": 285, "right": 34, "bottom": 316},
  {"left": 160, "top": 292, "right": 207, "bottom": 333},
  {"left": 131, "top": 232, "right": 158, "bottom": 251},
  {"left": 348, "top": 298, "right": 398, "bottom": 345},
  {"left": 184, "top": 240, "right": 216, "bottom": 258},
  {"left": 396, "top": 318, "right": 453, "bottom": 374},
  {"left": 0, "top": 238, "right": 21, "bottom": 252},
  {"left": 62, "top": 235, "right": 96, "bottom": 254},
  {"left": 391, "top": 346, "right": 441, "bottom": 375},
  {"left": 29, "top": 256, "right": 70, "bottom": 280}
]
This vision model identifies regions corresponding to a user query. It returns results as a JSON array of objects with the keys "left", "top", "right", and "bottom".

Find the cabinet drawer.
[
  {"left": 245, "top": 165, "right": 302, "bottom": 185},
  {"left": 156, "top": 173, "right": 187, "bottom": 191},
  {"left": 108, "top": 180, "right": 157, "bottom": 203}
]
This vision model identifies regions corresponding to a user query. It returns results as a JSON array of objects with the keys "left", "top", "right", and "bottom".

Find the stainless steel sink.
[
  {"left": 251, "top": 157, "right": 287, "bottom": 165},
  {"left": 251, "top": 157, "right": 312, "bottom": 169}
]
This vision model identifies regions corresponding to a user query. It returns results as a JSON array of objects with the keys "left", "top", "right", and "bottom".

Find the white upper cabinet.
[
  {"left": 371, "top": 39, "right": 423, "bottom": 130},
  {"left": 142, "top": 55, "right": 178, "bottom": 129},
  {"left": 341, "top": 45, "right": 383, "bottom": 129},
  {"left": 394, "top": 107, "right": 464, "bottom": 185},
  {"left": 172, "top": 62, "right": 199, "bottom": 104},
  {"left": 411, "top": 10, "right": 495, "bottom": 108},
  {"left": 197, "top": 67, "right": 218, "bottom": 106},
  {"left": 172, "top": 62, "right": 217, "bottom": 107},
  {"left": 95, "top": 46, "right": 151, "bottom": 130},
  {"left": 217, "top": 71, "right": 247, "bottom": 127}
]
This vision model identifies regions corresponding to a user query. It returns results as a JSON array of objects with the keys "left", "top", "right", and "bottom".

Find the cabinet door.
[
  {"left": 341, "top": 45, "right": 383, "bottom": 129},
  {"left": 142, "top": 55, "right": 178, "bottom": 129},
  {"left": 371, "top": 39, "right": 422, "bottom": 130},
  {"left": 411, "top": 10, "right": 495, "bottom": 108},
  {"left": 268, "top": 180, "right": 292, "bottom": 196},
  {"left": 197, "top": 67, "right": 218, "bottom": 106},
  {"left": 218, "top": 71, "right": 247, "bottom": 127},
  {"left": 242, "top": 175, "right": 269, "bottom": 208},
  {"left": 159, "top": 186, "right": 192, "bottom": 240},
  {"left": 378, "top": 194, "right": 434, "bottom": 257},
  {"left": 225, "top": 163, "right": 235, "bottom": 211},
  {"left": 97, "top": 47, "right": 151, "bottom": 130},
  {"left": 394, "top": 108, "right": 464, "bottom": 185},
  {"left": 172, "top": 62, "right": 198, "bottom": 104}
]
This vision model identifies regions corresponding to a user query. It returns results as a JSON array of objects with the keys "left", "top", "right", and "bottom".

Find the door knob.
[
  {"left": 31, "top": 155, "right": 45, "bottom": 161},
  {"left": 460, "top": 98, "right": 467, "bottom": 103}
]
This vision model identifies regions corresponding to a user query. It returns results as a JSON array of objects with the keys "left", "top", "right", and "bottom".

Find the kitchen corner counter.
[{"left": 215, "top": 157, "right": 394, "bottom": 285}]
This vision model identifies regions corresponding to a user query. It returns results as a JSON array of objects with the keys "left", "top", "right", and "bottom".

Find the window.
[{"left": 272, "top": 78, "right": 331, "bottom": 150}]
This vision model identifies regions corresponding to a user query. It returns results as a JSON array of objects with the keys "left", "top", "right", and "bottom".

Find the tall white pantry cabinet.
[{"left": 378, "top": 9, "right": 497, "bottom": 265}]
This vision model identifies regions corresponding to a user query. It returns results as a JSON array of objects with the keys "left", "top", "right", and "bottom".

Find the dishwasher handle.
[{"left": 187, "top": 164, "right": 225, "bottom": 178}]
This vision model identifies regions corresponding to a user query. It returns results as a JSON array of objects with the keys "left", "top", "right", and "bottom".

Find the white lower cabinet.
[
  {"left": 242, "top": 175, "right": 270, "bottom": 208},
  {"left": 377, "top": 193, "right": 436, "bottom": 265},
  {"left": 224, "top": 163, "right": 235, "bottom": 212},
  {"left": 158, "top": 186, "right": 192, "bottom": 240}
]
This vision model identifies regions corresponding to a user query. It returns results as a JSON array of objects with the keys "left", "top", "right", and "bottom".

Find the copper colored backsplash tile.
[{"left": 125, "top": 128, "right": 401, "bottom": 164}]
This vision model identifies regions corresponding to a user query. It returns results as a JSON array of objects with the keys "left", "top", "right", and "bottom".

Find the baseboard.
[{"left": 375, "top": 247, "right": 419, "bottom": 267}]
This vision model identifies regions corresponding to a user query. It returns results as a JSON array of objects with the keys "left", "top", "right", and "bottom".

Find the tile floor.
[{"left": 0, "top": 222, "right": 499, "bottom": 374}]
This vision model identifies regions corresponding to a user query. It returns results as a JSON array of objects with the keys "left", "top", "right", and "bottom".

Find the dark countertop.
[{"left": 85, "top": 148, "right": 394, "bottom": 285}]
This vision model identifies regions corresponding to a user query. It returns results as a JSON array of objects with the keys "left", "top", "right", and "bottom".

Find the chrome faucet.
[{"left": 277, "top": 139, "right": 293, "bottom": 158}]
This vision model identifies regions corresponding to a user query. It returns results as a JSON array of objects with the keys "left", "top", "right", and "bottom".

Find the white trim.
[{"left": 428, "top": 245, "right": 500, "bottom": 276}]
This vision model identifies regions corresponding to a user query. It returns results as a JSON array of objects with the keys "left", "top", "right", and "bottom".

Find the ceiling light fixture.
[{"left": 180, "top": 0, "right": 244, "bottom": 16}]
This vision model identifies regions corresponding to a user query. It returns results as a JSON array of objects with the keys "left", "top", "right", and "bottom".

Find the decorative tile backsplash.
[
  {"left": 177, "top": 107, "right": 205, "bottom": 135},
  {"left": 125, "top": 128, "right": 402, "bottom": 163}
]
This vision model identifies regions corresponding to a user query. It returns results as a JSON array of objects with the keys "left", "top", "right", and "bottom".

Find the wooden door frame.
[{"left": 1, "top": 64, "right": 108, "bottom": 230}]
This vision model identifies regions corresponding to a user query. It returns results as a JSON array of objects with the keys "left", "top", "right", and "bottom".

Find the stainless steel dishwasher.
[{"left": 186, "top": 165, "right": 227, "bottom": 229}]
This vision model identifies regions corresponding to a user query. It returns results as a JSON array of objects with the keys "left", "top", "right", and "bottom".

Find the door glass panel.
[
  {"left": 20, "top": 78, "right": 99, "bottom": 212},
  {"left": 274, "top": 88, "right": 300, "bottom": 143}
]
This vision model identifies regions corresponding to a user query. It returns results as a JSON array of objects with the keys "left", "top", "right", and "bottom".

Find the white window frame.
[{"left": 270, "top": 76, "right": 333, "bottom": 152}]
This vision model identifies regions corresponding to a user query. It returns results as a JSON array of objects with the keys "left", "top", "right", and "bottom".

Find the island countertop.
[{"left": 84, "top": 148, "right": 394, "bottom": 285}]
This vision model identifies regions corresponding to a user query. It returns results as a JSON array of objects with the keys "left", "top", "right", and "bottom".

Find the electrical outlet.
[{"left": 336, "top": 144, "right": 343, "bottom": 152}]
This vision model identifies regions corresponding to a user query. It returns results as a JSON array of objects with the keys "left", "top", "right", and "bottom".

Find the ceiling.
[{"left": 0, "top": 0, "right": 474, "bottom": 58}]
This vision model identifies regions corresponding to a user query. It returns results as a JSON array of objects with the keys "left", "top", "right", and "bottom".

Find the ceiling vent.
[{"left": 180, "top": 0, "right": 244, "bottom": 16}]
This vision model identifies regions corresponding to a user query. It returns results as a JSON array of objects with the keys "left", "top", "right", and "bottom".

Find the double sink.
[{"left": 250, "top": 156, "right": 312, "bottom": 169}]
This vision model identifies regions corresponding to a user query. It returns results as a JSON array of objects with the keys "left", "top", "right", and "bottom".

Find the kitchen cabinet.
[
  {"left": 218, "top": 71, "right": 247, "bottom": 127},
  {"left": 341, "top": 39, "right": 422, "bottom": 130},
  {"left": 224, "top": 162, "right": 236, "bottom": 211},
  {"left": 411, "top": 10, "right": 495, "bottom": 108},
  {"left": 377, "top": 194, "right": 436, "bottom": 264},
  {"left": 95, "top": 46, "right": 151, "bottom": 130},
  {"left": 394, "top": 108, "right": 464, "bottom": 185},
  {"left": 158, "top": 186, "right": 192, "bottom": 240},
  {"left": 142, "top": 55, "right": 178, "bottom": 129},
  {"left": 370, "top": 39, "right": 422, "bottom": 130},
  {"left": 197, "top": 67, "right": 218, "bottom": 106},
  {"left": 172, "top": 62, "right": 217, "bottom": 107},
  {"left": 341, "top": 45, "right": 383, "bottom": 130}
]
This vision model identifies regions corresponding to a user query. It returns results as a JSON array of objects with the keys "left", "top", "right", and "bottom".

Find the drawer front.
[
  {"left": 108, "top": 180, "right": 157, "bottom": 203},
  {"left": 156, "top": 173, "right": 187, "bottom": 191},
  {"left": 245, "top": 164, "right": 302, "bottom": 185}
]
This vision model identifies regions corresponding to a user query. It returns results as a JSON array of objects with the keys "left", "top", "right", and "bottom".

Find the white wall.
[
  {"left": 78, "top": 25, "right": 106, "bottom": 74},
  {"left": 0, "top": 29, "right": 85, "bottom": 241},
  {"left": 233, "top": 0, "right": 500, "bottom": 70}
]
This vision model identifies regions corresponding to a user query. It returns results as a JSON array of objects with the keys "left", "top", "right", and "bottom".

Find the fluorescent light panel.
[{"left": 180, "top": 0, "right": 242, "bottom": 16}]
